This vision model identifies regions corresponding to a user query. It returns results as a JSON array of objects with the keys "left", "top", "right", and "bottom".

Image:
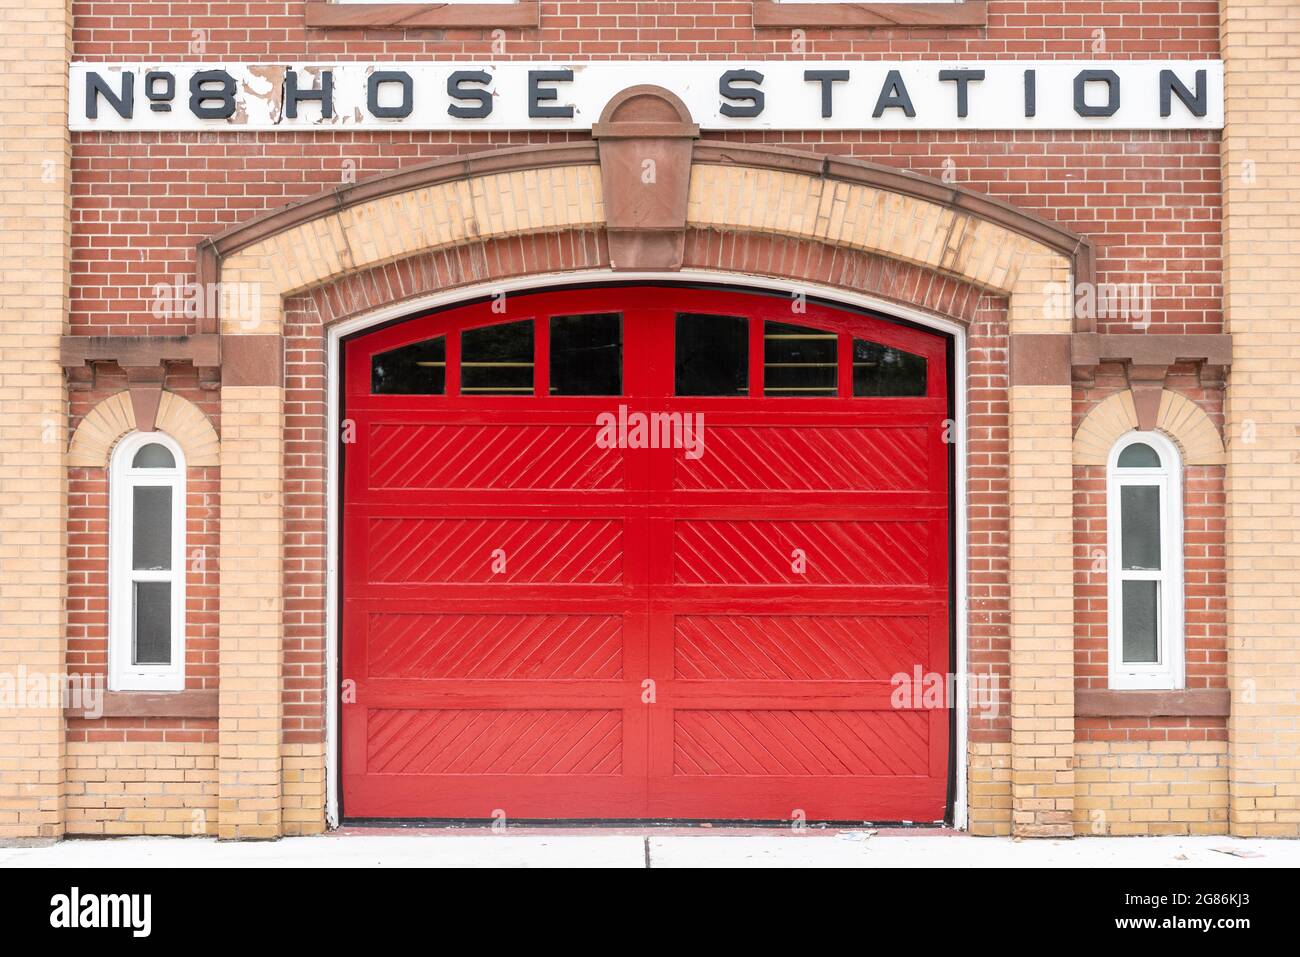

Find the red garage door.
[{"left": 341, "top": 285, "right": 951, "bottom": 822}]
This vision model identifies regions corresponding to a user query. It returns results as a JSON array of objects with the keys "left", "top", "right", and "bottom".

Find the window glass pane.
[
  {"left": 461, "top": 320, "right": 534, "bottom": 395},
  {"left": 1120, "top": 484, "right": 1161, "bottom": 571},
  {"left": 764, "top": 321, "right": 837, "bottom": 397},
  {"left": 675, "top": 313, "right": 748, "bottom": 397},
  {"left": 371, "top": 337, "right": 446, "bottom": 395},
  {"left": 133, "top": 581, "right": 171, "bottom": 665},
  {"left": 132, "top": 443, "right": 175, "bottom": 468},
  {"left": 852, "top": 339, "right": 927, "bottom": 396},
  {"left": 132, "top": 486, "right": 172, "bottom": 571},
  {"left": 1118, "top": 442, "right": 1161, "bottom": 468},
  {"left": 550, "top": 313, "right": 622, "bottom": 396},
  {"left": 1121, "top": 580, "right": 1160, "bottom": 664}
]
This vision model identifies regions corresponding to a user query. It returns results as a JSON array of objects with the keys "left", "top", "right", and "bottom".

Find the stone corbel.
[
  {"left": 1070, "top": 332, "right": 1233, "bottom": 429},
  {"left": 60, "top": 334, "right": 223, "bottom": 430},
  {"left": 590, "top": 85, "right": 700, "bottom": 271}
]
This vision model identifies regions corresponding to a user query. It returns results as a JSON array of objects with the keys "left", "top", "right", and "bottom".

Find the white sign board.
[{"left": 69, "top": 61, "right": 1224, "bottom": 132}]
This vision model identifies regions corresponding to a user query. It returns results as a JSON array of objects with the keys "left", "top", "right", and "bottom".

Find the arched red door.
[{"left": 341, "top": 284, "right": 952, "bottom": 822}]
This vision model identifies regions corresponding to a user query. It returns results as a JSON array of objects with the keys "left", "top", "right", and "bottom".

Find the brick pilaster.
[
  {"left": 218, "top": 385, "right": 284, "bottom": 839},
  {"left": 1008, "top": 384, "right": 1075, "bottom": 837},
  {"left": 1221, "top": 1, "right": 1300, "bottom": 837},
  {"left": 0, "top": 0, "right": 71, "bottom": 840}
]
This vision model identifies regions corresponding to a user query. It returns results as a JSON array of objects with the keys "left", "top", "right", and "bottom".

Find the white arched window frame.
[
  {"left": 1106, "top": 431, "right": 1184, "bottom": 691},
  {"left": 108, "top": 431, "right": 186, "bottom": 691}
]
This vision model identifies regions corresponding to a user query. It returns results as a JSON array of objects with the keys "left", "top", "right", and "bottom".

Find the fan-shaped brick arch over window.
[
  {"left": 68, "top": 391, "right": 219, "bottom": 468},
  {"left": 201, "top": 85, "right": 1093, "bottom": 840},
  {"left": 1073, "top": 390, "right": 1226, "bottom": 467}
]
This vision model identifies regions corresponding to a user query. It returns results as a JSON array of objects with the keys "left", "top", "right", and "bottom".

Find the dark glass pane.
[
  {"left": 675, "top": 313, "right": 748, "bottom": 397},
  {"left": 1121, "top": 579, "right": 1160, "bottom": 664},
  {"left": 133, "top": 581, "right": 171, "bottom": 665},
  {"left": 461, "top": 320, "right": 534, "bottom": 395},
  {"left": 132, "top": 443, "right": 175, "bottom": 468},
  {"left": 550, "top": 313, "right": 622, "bottom": 396},
  {"left": 764, "top": 321, "right": 837, "bottom": 397},
  {"left": 1120, "top": 485, "right": 1161, "bottom": 571},
  {"left": 132, "top": 486, "right": 172, "bottom": 571},
  {"left": 371, "top": 337, "right": 446, "bottom": 395},
  {"left": 1118, "top": 442, "right": 1161, "bottom": 468},
  {"left": 852, "top": 339, "right": 927, "bottom": 396}
]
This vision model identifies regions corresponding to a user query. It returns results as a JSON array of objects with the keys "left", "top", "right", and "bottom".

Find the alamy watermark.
[
  {"left": 1042, "top": 280, "right": 1156, "bottom": 324},
  {"left": 890, "top": 667, "right": 1001, "bottom": 720},
  {"left": 595, "top": 404, "right": 706, "bottom": 460},
  {"left": 0, "top": 668, "right": 104, "bottom": 719},
  {"left": 150, "top": 274, "right": 261, "bottom": 328}
]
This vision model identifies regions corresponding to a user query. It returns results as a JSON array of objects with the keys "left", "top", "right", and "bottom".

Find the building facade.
[{"left": 0, "top": 0, "right": 1296, "bottom": 840}]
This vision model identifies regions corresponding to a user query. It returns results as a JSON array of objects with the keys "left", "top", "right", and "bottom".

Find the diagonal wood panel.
[
  {"left": 369, "top": 613, "right": 624, "bottom": 679},
  {"left": 673, "top": 710, "right": 931, "bottom": 777},
  {"left": 367, "top": 709, "right": 624, "bottom": 775},
  {"left": 673, "top": 519, "right": 929, "bottom": 585},
  {"left": 369, "top": 422, "right": 624, "bottom": 491},
  {"left": 676, "top": 425, "right": 929, "bottom": 491},
  {"left": 674, "top": 614, "right": 930, "bottom": 680},
  {"left": 367, "top": 517, "right": 624, "bottom": 584}
]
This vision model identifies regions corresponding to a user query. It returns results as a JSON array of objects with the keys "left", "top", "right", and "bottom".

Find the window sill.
[
  {"left": 1076, "top": 689, "right": 1230, "bottom": 718},
  {"left": 753, "top": 1, "right": 988, "bottom": 29},
  {"left": 304, "top": 1, "right": 540, "bottom": 29},
  {"left": 64, "top": 689, "right": 218, "bottom": 720}
]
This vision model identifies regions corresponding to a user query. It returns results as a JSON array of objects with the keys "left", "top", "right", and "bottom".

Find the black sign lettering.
[
  {"left": 368, "top": 71, "right": 413, "bottom": 119},
  {"left": 939, "top": 69, "right": 985, "bottom": 119},
  {"left": 720, "top": 69, "right": 765, "bottom": 118},
  {"left": 189, "top": 71, "right": 236, "bottom": 120},
  {"left": 144, "top": 71, "right": 175, "bottom": 114},
  {"left": 528, "top": 69, "right": 574, "bottom": 119},
  {"left": 1160, "top": 68, "right": 1207, "bottom": 118},
  {"left": 286, "top": 69, "right": 334, "bottom": 120},
  {"left": 804, "top": 69, "right": 849, "bottom": 119},
  {"left": 448, "top": 70, "right": 493, "bottom": 119},
  {"left": 873, "top": 70, "right": 916, "bottom": 118},
  {"left": 1074, "top": 69, "right": 1121, "bottom": 118},
  {"left": 86, "top": 71, "right": 134, "bottom": 120}
]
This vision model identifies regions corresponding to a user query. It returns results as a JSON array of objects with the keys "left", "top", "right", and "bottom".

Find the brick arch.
[
  {"left": 202, "top": 138, "right": 1088, "bottom": 337},
  {"left": 68, "top": 390, "right": 219, "bottom": 468},
  {"left": 1073, "top": 389, "right": 1226, "bottom": 466},
  {"left": 298, "top": 227, "right": 997, "bottom": 332}
]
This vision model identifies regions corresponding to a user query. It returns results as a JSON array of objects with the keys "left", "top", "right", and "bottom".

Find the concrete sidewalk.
[{"left": 2, "top": 830, "right": 1297, "bottom": 868}]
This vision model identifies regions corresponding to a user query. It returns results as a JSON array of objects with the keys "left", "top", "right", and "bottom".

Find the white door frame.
[{"left": 323, "top": 269, "right": 970, "bottom": 828}]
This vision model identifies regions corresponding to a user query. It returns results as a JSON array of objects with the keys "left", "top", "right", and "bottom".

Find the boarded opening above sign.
[{"left": 69, "top": 61, "right": 1224, "bottom": 132}]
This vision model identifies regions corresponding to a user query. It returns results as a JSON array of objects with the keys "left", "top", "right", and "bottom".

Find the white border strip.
[{"left": 324, "top": 269, "right": 969, "bottom": 829}]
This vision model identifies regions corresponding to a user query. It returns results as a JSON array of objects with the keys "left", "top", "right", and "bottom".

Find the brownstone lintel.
[
  {"left": 304, "top": 0, "right": 540, "bottom": 30},
  {"left": 1076, "top": 689, "right": 1231, "bottom": 718},
  {"left": 59, "top": 334, "right": 222, "bottom": 370},
  {"left": 1071, "top": 333, "right": 1233, "bottom": 370},
  {"left": 64, "top": 690, "right": 219, "bottom": 720},
  {"left": 753, "top": 1, "right": 988, "bottom": 29}
]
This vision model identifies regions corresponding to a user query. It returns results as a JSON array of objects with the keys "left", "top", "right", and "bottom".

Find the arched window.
[
  {"left": 109, "top": 431, "right": 186, "bottom": 691},
  {"left": 1107, "top": 431, "right": 1184, "bottom": 690}
]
